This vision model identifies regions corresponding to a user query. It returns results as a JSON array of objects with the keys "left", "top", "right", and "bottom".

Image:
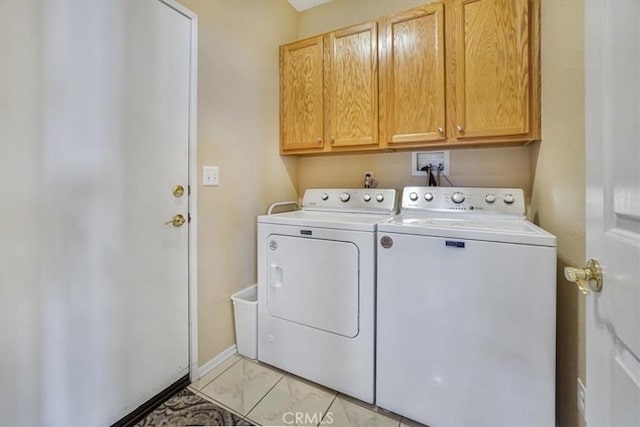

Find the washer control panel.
[
  {"left": 402, "top": 187, "right": 525, "bottom": 217},
  {"left": 303, "top": 188, "right": 397, "bottom": 214}
]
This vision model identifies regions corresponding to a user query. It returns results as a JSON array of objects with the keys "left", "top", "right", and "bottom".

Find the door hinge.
[{"left": 188, "top": 213, "right": 191, "bottom": 223}]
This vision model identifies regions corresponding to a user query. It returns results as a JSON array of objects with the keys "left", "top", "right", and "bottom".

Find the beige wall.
[
  {"left": 177, "top": 0, "right": 299, "bottom": 364},
  {"left": 297, "top": 0, "right": 426, "bottom": 34},
  {"left": 530, "top": 1, "right": 586, "bottom": 426},
  {"left": 298, "top": 148, "right": 531, "bottom": 194}
]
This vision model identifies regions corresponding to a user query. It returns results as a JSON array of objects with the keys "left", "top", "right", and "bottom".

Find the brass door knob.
[
  {"left": 564, "top": 258, "right": 603, "bottom": 295},
  {"left": 165, "top": 214, "right": 186, "bottom": 227},
  {"left": 172, "top": 185, "right": 185, "bottom": 197}
]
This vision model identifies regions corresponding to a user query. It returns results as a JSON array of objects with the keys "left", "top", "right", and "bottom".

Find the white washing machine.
[
  {"left": 376, "top": 187, "right": 557, "bottom": 426},
  {"left": 258, "top": 188, "right": 397, "bottom": 404}
]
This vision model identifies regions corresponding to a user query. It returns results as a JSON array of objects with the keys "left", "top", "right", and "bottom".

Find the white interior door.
[
  {"left": 585, "top": 1, "right": 640, "bottom": 425},
  {"left": 0, "top": 1, "right": 194, "bottom": 425}
]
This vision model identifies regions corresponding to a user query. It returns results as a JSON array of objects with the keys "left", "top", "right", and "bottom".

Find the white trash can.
[{"left": 231, "top": 284, "right": 258, "bottom": 359}]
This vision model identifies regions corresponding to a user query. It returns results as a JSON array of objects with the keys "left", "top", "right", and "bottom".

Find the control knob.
[
  {"left": 340, "top": 192, "right": 351, "bottom": 202},
  {"left": 376, "top": 194, "right": 385, "bottom": 202},
  {"left": 451, "top": 192, "right": 465, "bottom": 204},
  {"left": 363, "top": 194, "right": 372, "bottom": 202},
  {"left": 503, "top": 194, "right": 515, "bottom": 204},
  {"left": 485, "top": 194, "right": 496, "bottom": 204},
  {"left": 320, "top": 193, "right": 329, "bottom": 201},
  {"left": 409, "top": 192, "right": 418, "bottom": 201},
  {"left": 424, "top": 193, "right": 434, "bottom": 202}
]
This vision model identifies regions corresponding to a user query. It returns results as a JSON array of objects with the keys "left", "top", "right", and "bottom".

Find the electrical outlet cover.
[{"left": 203, "top": 166, "right": 219, "bottom": 186}]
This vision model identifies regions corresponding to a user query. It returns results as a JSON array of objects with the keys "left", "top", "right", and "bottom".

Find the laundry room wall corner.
[
  {"left": 176, "top": 0, "right": 299, "bottom": 367},
  {"left": 528, "top": 1, "right": 586, "bottom": 427}
]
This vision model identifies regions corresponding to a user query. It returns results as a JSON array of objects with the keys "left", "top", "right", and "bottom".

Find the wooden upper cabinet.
[
  {"left": 327, "top": 22, "right": 378, "bottom": 149},
  {"left": 280, "top": 36, "right": 324, "bottom": 152},
  {"left": 380, "top": 3, "right": 446, "bottom": 148},
  {"left": 446, "top": 0, "right": 540, "bottom": 142},
  {"left": 278, "top": 0, "right": 540, "bottom": 155},
  {"left": 280, "top": 24, "right": 378, "bottom": 154}
]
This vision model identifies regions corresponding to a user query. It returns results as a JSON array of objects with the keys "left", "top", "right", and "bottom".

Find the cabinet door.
[
  {"left": 447, "top": 0, "right": 534, "bottom": 139},
  {"left": 280, "top": 36, "right": 324, "bottom": 152},
  {"left": 327, "top": 22, "right": 378, "bottom": 148},
  {"left": 380, "top": 3, "right": 446, "bottom": 147}
]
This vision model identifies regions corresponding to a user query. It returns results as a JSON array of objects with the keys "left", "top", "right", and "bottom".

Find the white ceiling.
[{"left": 287, "top": 0, "right": 334, "bottom": 12}]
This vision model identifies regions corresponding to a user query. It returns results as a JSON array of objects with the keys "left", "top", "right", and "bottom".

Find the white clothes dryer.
[
  {"left": 258, "top": 188, "right": 397, "bottom": 404},
  {"left": 376, "top": 187, "right": 557, "bottom": 426}
]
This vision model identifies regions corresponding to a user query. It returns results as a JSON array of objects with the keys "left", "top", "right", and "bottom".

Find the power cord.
[{"left": 437, "top": 163, "right": 454, "bottom": 186}]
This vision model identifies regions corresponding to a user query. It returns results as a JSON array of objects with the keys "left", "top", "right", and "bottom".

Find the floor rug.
[{"left": 135, "top": 388, "right": 252, "bottom": 426}]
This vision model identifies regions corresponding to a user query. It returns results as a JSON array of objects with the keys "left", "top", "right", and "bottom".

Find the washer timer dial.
[{"left": 451, "top": 192, "right": 465, "bottom": 204}]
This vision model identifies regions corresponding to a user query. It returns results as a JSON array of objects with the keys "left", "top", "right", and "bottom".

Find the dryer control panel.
[
  {"left": 401, "top": 187, "right": 525, "bottom": 218},
  {"left": 303, "top": 188, "right": 397, "bottom": 214}
]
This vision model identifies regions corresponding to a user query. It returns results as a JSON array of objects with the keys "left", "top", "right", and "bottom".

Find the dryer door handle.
[{"left": 269, "top": 263, "right": 283, "bottom": 288}]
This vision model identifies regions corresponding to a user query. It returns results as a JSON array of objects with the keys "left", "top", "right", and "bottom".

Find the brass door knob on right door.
[{"left": 564, "top": 258, "right": 603, "bottom": 295}]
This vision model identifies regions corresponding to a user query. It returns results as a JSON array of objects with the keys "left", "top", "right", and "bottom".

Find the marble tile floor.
[{"left": 188, "top": 354, "right": 427, "bottom": 427}]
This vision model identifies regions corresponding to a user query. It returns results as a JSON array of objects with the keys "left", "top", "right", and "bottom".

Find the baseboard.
[
  {"left": 111, "top": 374, "right": 189, "bottom": 427},
  {"left": 198, "top": 344, "right": 237, "bottom": 379}
]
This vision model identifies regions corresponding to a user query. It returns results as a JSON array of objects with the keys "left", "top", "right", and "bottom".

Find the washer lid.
[
  {"left": 378, "top": 216, "right": 557, "bottom": 247},
  {"left": 258, "top": 210, "right": 391, "bottom": 232}
]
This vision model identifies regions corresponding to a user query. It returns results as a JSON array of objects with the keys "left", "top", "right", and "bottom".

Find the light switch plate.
[{"left": 203, "top": 166, "right": 219, "bottom": 186}]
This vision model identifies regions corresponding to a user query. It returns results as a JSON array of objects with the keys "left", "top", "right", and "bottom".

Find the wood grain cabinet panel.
[
  {"left": 278, "top": 0, "right": 540, "bottom": 155},
  {"left": 280, "top": 36, "right": 324, "bottom": 152},
  {"left": 446, "top": 0, "right": 540, "bottom": 142},
  {"left": 379, "top": 3, "right": 446, "bottom": 148},
  {"left": 279, "top": 24, "right": 378, "bottom": 154},
  {"left": 327, "top": 22, "right": 378, "bottom": 149}
]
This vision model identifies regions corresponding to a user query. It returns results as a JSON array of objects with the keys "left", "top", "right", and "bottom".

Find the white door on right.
[{"left": 584, "top": 1, "right": 640, "bottom": 426}]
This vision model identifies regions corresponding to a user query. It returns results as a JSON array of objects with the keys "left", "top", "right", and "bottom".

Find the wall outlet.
[
  {"left": 577, "top": 378, "right": 586, "bottom": 419},
  {"left": 364, "top": 171, "right": 373, "bottom": 186},
  {"left": 411, "top": 151, "right": 450, "bottom": 177},
  {"left": 203, "top": 166, "right": 219, "bottom": 186},
  {"left": 363, "top": 171, "right": 378, "bottom": 188}
]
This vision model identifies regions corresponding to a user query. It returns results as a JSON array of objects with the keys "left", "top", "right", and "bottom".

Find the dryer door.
[{"left": 266, "top": 234, "right": 359, "bottom": 337}]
